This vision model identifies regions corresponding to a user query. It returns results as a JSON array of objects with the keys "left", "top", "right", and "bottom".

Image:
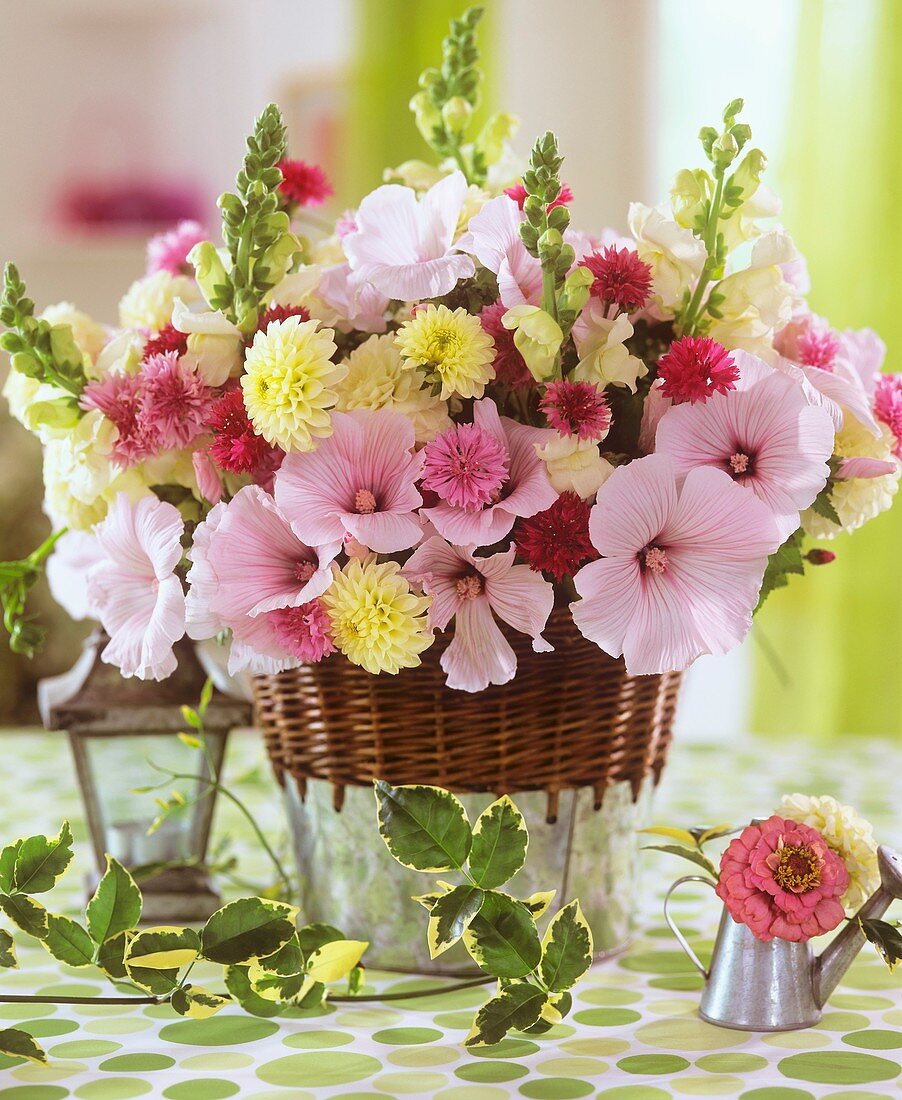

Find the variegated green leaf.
[
  {"left": 374, "top": 781, "right": 471, "bottom": 872},
  {"left": 465, "top": 981, "right": 546, "bottom": 1047},
  {"left": 427, "top": 885, "right": 484, "bottom": 958},
  {"left": 201, "top": 898, "right": 296, "bottom": 966},
  {"left": 224, "top": 965, "right": 285, "bottom": 1018},
  {"left": 0, "top": 893, "right": 47, "bottom": 939},
  {"left": 0, "top": 929, "right": 15, "bottom": 968},
  {"left": 463, "top": 891, "right": 541, "bottom": 978},
  {"left": 0, "top": 1026, "right": 46, "bottom": 1064},
  {"left": 468, "top": 796, "right": 528, "bottom": 889},
  {"left": 86, "top": 856, "right": 142, "bottom": 944},
  {"left": 522, "top": 890, "right": 556, "bottom": 918},
  {"left": 539, "top": 900, "right": 593, "bottom": 992},
  {"left": 125, "top": 927, "right": 200, "bottom": 995},
  {"left": 42, "top": 913, "right": 94, "bottom": 968},
  {"left": 12, "top": 822, "right": 73, "bottom": 894},
  {"left": 306, "top": 939, "right": 368, "bottom": 984},
  {"left": 170, "top": 984, "right": 231, "bottom": 1019}
]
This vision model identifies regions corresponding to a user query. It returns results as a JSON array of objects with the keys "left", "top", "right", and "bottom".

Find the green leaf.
[
  {"left": 465, "top": 981, "right": 547, "bottom": 1047},
  {"left": 642, "top": 844, "right": 719, "bottom": 879},
  {"left": 258, "top": 935, "right": 304, "bottom": 977},
  {"left": 521, "top": 890, "right": 556, "bottom": 919},
  {"left": 224, "top": 965, "right": 285, "bottom": 1018},
  {"left": 42, "top": 914, "right": 95, "bottom": 967},
  {"left": 756, "top": 532, "right": 805, "bottom": 610},
  {"left": 97, "top": 931, "right": 132, "bottom": 981},
  {"left": 0, "top": 840, "right": 21, "bottom": 893},
  {"left": 374, "top": 781, "right": 472, "bottom": 872},
  {"left": 12, "top": 822, "right": 73, "bottom": 893},
  {"left": 306, "top": 939, "right": 368, "bottom": 984},
  {"left": 247, "top": 966, "right": 308, "bottom": 1003},
  {"left": 861, "top": 917, "right": 902, "bottom": 972},
  {"left": 86, "top": 856, "right": 142, "bottom": 945},
  {"left": 0, "top": 928, "right": 16, "bottom": 968},
  {"left": 468, "top": 796, "right": 528, "bottom": 889},
  {"left": 0, "top": 893, "right": 47, "bottom": 938},
  {"left": 296, "top": 922, "right": 344, "bottom": 963},
  {"left": 427, "top": 885, "right": 484, "bottom": 958},
  {"left": 0, "top": 1026, "right": 47, "bottom": 1064},
  {"left": 170, "top": 984, "right": 231, "bottom": 1019},
  {"left": 125, "top": 928, "right": 200, "bottom": 995},
  {"left": 199, "top": 677, "right": 214, "bottom": 717},
  {"left": 539, "top": 900, "right": 593, "bottom": 992},
  {"left": 639, "top": 826, "right": 699, "bottom": 847},
  {"left": 810, "top": 484, "right": 841, "bottom": 527},
  {"left": 463, "top": 891, "right": 542, "bottom": 978},
  {"left": 200, "top": 898, "right": 296, "bottom": 966}
]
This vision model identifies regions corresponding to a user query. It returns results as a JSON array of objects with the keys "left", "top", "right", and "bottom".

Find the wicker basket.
[{"left": 253, "top": 608, "right": 682, "bottom": 970}]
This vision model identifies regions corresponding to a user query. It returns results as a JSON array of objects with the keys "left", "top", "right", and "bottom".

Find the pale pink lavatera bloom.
[
  {"left": 87, "top": 493, "right": 187, "bottom": 680},
  {"left": 421, "top": 399, "right": 558, "bottom": 545},
  {"left": 47, "top": 530, "right": 104, "bottom": 621},
  {"left": 654, "top": 350, "right": 835, "bottom": 538},
  {"left": 317, "top": 262, "right": 390, "bottom": 333},
  {"left": 456, "top": 195, "right": 543, "bottom": 308},
  {"left": 192, "top": 451, "right": 224, "bottom": 506},
  {"left": 275, "top": 409, "right": 425, "bottom": 553},
  {"left": 403, "top": 537, "right": 554, "bottom": 692},
  {"left": 342, "top": 171, "right": 475, "bottom": 300},
  {"left": 837, "top": 456, "right": 899, "bottom": 480},
  {"left": 571, "top": 454, "right": 781, "bottom": 675}
]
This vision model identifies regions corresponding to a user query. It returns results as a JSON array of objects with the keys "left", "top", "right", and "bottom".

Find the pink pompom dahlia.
[{"left": 716, "top": 815, "right": 849, "bottom": 942}]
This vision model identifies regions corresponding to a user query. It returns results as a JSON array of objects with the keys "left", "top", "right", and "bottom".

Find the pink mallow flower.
[
  {"left": 654, "top": 350, "right": 835, "bottom": 538},
  {"left": 138, "top": 350, "right": 214, "bottom": 451},
  {"left": 716, "top": 815, "right": 849, "bottom": 943},
  {"left": 342, "top": 171, "right": 475, "bottom": 300},
  {"left": 421, "top": 399, "right": 558, "bottom": 545},
  {"left": 571, "top": 454, "right": 781, "bottom": 675},
  {"left": 403, "top": 538, "right": 554, "bottom": 692},
  {"left": 456, "top": 195, "right": 543, "bottom": 309},
  {"left": 275, "top": 409, "right": 425, "bottom": 553},
  {"left": 422, "top": 423, "right": 509, "bottom": 511},
  {"left": 87, "top": 493, "right": 186, "bottom": 680},
  {"left": 146, "top": 220, "right": 207, "bottom": 276}
]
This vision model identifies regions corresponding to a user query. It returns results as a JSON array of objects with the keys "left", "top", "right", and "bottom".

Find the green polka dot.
[
  {"left": 675, "top": 1077, "right": 748, "bottom": 1096},
  {"left": 778, "top": 1051, "right": 901, "bottom": 1085},
  {"left": 372, "top": 1026, "right": 443, "bottom": 1045},
  {"left": 596, "top": 1089, "right": 670, "bottom": 1100},
  {"left": 373, "top": 1072, "right": 448, "bottom": 1094},
  {"left": 456, "top": 1060, "right": 529, "bottom": 1083},
  {"left": 0, "top": 1089, "right": 70, "bottom": 1100},
  {"left": 536, "top": 1056, "right": 609, "bottom": 1076},
  {"left": 560, "top": 1038, "right": 630, "bottom": 1056},
  {"left": 10, "top": 1059, "right": 85, "bottom": 1082},
  {"left": 830, "top": 995, "right": 893, "bottom": 1011},
  {"left": 647, "top": 974, "right": 705, "bottom": 992},
  {"left": 13, "top": 1020, "right": 78, "bottom": 1039},
  {"left": 843, "top": 965, "right": 898, "bottom": 991},
  {"left": 571, "top": 1008, "right": 640, "bottom": 1026},
  {"left": 764, "top": 1031, "right": 832, "bottom": 1050},
  {"left": 619, "top": 950, "right": 701, "bottom": 974},
  {"left": 159, "top": 1017, "right": 279, "bottom": 1046},
  {"left": 518, "top": 1080, "right": 594, "bottom": 1099},
  {"left": 179, "top": 1053, "right": 255, "bottom": 1071},
  {"left": 388, "top": 1047, "right": 458, "bottom": 1068},
  {"left": 256, "top": 1051, "right": 382, "bottom": 1087},
  {"left": 696, "top": 1053, "right": 768, "bottom": 1073},
  {"left": 645, "top": 998, "right": 697, "bottom": 1016},
  {"left": 48, "top": 1040, "right": 121, "bottom": 1059},
  {"left": 577, "top": 988, "right": 642, "bottom": 1006},
  {"left": 142, "top": 1004, "right": 179, "bottom": 1019},
  {"left": 436, "top": 1088, "right": 508, "bottom": 1100},
  {"left": 334, "top": 1008, "right": 404, "bottom": 1028},
  {"left": 75, "top": 1081, "right": 153, "bottom": 1099},
  {"left": 636, "top": 1017, "right": 749, "bottom": 1051},
  {"left": 823, "top": 1092, "right": 902, "bottom": 1099},
  {"left": 0, "top": 1005, "right": 57, "bottom": 1020},
  {"left": 282, "top": 1029, "right": 355, "bottom": 1049},
  {"left": 617, "top": 1054, "right": 692, "bottom": 1075},
  {"left": 162, "top": 1083, "right": 240, "bottom": 1100},
  {"left": 99, "top": 1053, "right": 176, "bottom": 1072},
  {"left": 842, "top": 1029, "right": 902, "bottom": 1049},
  {"left": 83, "top": 1019, "right": 152, "bottom": 1036},
  {"left": 816, "top": 1012, "right": 871, "bottom": 1032},
  {"left": 468, "top": 1038, "right": 540, "bottom": 1059},
  {"left": 740, "top": 1090, "right": 814, "bottom": 1100},
  {"left": 434, "top": 1011, "right": 478, "bottom": 1030}
]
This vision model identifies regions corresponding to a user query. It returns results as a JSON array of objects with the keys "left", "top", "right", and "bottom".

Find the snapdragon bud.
[
  {"left": 441, "top": 95, "right": 473, "bottom": 138},
  {"left": 409, "top": 90, "right": 443, "bottom": 145}
]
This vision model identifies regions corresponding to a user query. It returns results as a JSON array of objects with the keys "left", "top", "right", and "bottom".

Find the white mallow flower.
[
  {"left": 572, "top": 308, "right": 648, "bottom": 393},
  {"left": 119, "top": 271, "right": 196, "bottom": 332},
  {"left": 171, "top": 297, "right": 244, "bottom": 387},
  {"left": 778, "top": 793, "right": 880, "bottom": 914},
  {"left": 628, "top": 202, "right": 707, "bottom": 312},
  {"left": 537, "top": 435, "right": 615, "bottom": 499}
]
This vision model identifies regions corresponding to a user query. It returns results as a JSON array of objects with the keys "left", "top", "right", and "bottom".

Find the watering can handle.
[{"left": 663, "top": 875, "right": 716, "bottom": 980}]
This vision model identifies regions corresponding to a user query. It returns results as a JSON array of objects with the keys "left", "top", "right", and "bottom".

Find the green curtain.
[
  {"left": 342, "top": 0, "right": 497, "bottom": 202},
  {"left": 753, "top": 0, "right": 902, "bottom": 738}
]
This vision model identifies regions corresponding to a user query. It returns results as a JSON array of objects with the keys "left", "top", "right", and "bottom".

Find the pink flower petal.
[{"left": 441, "top": 596, "right": 518, "bottom": 692}]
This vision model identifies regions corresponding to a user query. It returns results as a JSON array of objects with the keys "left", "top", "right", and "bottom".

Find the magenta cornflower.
[
  {"left": 480, "top": 301, "right": 533, "bottom": 387},
  {"left": 138, "top": 351, "right": 213, "bottom": 451},
  {"left": 265, "top": 599, "right": 335, "bottom": 663},
  {"left": 278, "top": 159, "right": 334, "bottom": 208},
  {"left": 504, "top": 182, "right": 573, "bottom": 212},
  {"left": 657, "top": 336, "right": 739, "bottom": 404},
  {"left": 207, "top": 387, "right": 280, "bottom": 475},
  {"left": 143, "top": 323, "right": 189, "bottom": 361},
  {"left": 515, "top": 492, "right": 597, "bottom": 580},
  {"left": 422, "top": 422, "right": 510, "bottom": 511},
  {"left": 145, "top": 220, "right": 206, "bottom": 276},
  {"left": 540, "top": 380, "right": 612, "bottom": 441},
  {"left": 580, "top": 246, "right": 653, "bottom": 312},
  {"left": 874, "top": 373, "right": 902, "bottom": 458},
  {"left": 81, "top": 372, "right": 153, "bottom": 467},
  {"left": 797, "top": 325, "right": 841, "bottom": 371}
]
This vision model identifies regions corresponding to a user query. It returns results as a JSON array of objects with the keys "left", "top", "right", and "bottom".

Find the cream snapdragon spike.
[{"left": 9, "top": 97, "right": 900, "bottom": 685}]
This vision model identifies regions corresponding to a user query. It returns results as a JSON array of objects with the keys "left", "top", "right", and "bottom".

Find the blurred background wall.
[{"left": 0, "top": 0, "right": 896, "bottom": 738}]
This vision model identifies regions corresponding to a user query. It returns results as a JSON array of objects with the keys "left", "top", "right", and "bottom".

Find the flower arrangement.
[{"left": 2, "top": 7, "right": 899, "bottom": 686}]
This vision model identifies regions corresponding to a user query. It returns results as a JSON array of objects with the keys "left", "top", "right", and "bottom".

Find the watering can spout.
[{"left": 815, "top": 845, "right": 902, "bottom": 1007}]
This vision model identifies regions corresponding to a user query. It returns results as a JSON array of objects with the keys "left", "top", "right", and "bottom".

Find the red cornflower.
[
  {"left": 207, "top": 387, "right": 280, "bottom": 475},
  {"left": 278, "top": 159, "right": 334, "bottom": 208},
  {"left": 143, "top": 323, "right": 188, "bottom": 360},
  {"left": 580, "top": 246, "right": 653, "bottom": 312},
  {"left": 504, "top": 182, "right": 573, "bottom": 212},
  {"left": 657, "top": 336, "right": 739, "bottom": 405},
  {"left": 540, "top": 380, "right": 612, "bottom": 441},
  {"left": 256, "top": 304, "right": 310, "bottom": 332},
  {"left": 514, "top": 492, "right": 598, "bottom": 580},
  {"left": 480, "top": 301, "right": 533, "bottom": 387}
]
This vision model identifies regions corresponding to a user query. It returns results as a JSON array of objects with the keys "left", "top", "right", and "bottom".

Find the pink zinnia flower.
[
  {"left": 540, "top": 380, "right": 612, "bottom": 441},
  {"left": 657, "top": 336, "right": 739, "bottom": 405},
  {"left": 80, "top": 372, "right": 154, "bottom": 467},
  {"left": 655, "top": 351, "right": 835, "bottom": 538},
  {"left": 343, "top": 171, "right": 475, "bottom": 300},
  {"left": 403, "top": 538, "right": 554, "bottom": 692},
  {"left": 874, "top": 373, "right": 902, "bottom": 458},
  {"left": 715, "top": 815, "right": 849, "bottom": 943},
  {"left": 278, "top": 159, "right": 334, "bottom": 208},
  {"left": 580, "top": 246, "right": 653, "bottom": 313},
  {"left": 571, "top": 454, "right": 781, "bottom": 674},
  {"left": 480, "top": 302, "right": 533, "bottom": 387},
  {"left": 421, "top": 399, "right": 558, "bottom": 546},
  {"left": 275, "top": 409, "right": 425, "bottom": 553},
  {"left": 87, "top": 494, "right": 186, "bottom": 680},
  {"left": 146, "top": 220, "right": 207, "bottom": 276},
  {"left": 137, "top": 351, "right": 213, "bottom": 451},
  {"left": 207, "top": 387, "right": 281, "bottom": 477},
  {"left": 514, "top": 492, "right": 598, "bottom": 580},
  {"left": 504, "top": 182, "right": 573, "bottom": 212},
  {"left": 422, "top": 423, "right": 509, "bottom": 511},
  {"left": 457, "top": 195, "right": 543, "bottom": 308}
]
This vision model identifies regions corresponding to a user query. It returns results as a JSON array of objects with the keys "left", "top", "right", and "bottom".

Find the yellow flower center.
[
  {"left": 425, "top": 327, "right": 464, "bottom": 366},
  {"left": 773, "top": 844, "right": 821, "bottom": 893}
]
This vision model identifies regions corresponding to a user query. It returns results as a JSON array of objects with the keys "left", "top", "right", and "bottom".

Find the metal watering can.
[{"left": 665, "top": 845, "right": 902, "bottom": 1031}]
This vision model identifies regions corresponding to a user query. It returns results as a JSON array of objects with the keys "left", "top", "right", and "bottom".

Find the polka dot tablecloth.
[{"left": 0, "top": 729, "right": 900, "bottom": 1099}]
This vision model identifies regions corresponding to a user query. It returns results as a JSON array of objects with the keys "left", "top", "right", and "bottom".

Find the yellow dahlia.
[
  {"left": 322, "top": 558, "right": 433, "bottom": 675},
  {"left": 395, "top": 304, "right": 494, "bottom": 400},
  {"left": 118, "top": 272, "right": 195, "bottom": 332},
  {"left": 778, "top": 792, "right": 880, "bottom": 914},
  {"left": 241, "top": 316, "right": 344, "bottom": 452}
]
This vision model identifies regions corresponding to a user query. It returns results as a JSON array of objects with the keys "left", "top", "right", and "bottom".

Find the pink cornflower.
[
  {"left": 571, "top": 454, "right": 781, "bottom": 674},
  {"left": 504, "top": 182, "right": 573, "bottom": 212},
  {"left": 403, "top": 538, "right": 554, "bottom": 693},
  {"left": 540, "top": 380, "right": 612, "bottom": 441},
  {"left": 138, "top": 351, "right": 213, "bottom": 450},
  {"left": 143, "top": 323, "right": 189, "bottom": 361},
  {"left": 421, "top": 399, "right": 558, "bottom": 546},
  {"left": 657, "top": 336, "right": 739, "bottom": 405},
  {"left": 80, "top": 372, "right": 153, "bottom": 467},
  {"left": 716, "top": 815, "right": 849, "bottom": 943},
  {"left": 263, "top": 600, "right": 335, "bottom": 663},
  {"left": 278, "top": 159, "right": 334, "bottom": 208},
  {"left": 874, "top": 373, "right": 902, "bottom": 458},
  {"left": 580, "top": 246, "right": 653, "bottom": 313},
  {"left": 146, "top": 220, "right": 207, "bottom": 276},
  {"left": 775, "top": 314, "right": 840, "bottom": 372},
  {"left": 275, "top": 409, "right": 425, "bottom": 554},
  {"left": 207, "top": 387, "right": 281, "bottom": 476},
  {"left": 514, "top": 492, "right": 598, "bottom": 580},
  {"left": 480, "top": 302, "right": 533, "bottom": 387},
  {"left": 422, "top": 423, "right": 509, "bottom": 511},
  {"left": 655, "top": 350, "right": 836, "bottom": 538},
  {"left": 335, "top": 210, "right": 358, "bottom": 238}
]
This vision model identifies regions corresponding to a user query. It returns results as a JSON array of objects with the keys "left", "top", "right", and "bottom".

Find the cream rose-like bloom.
[
  {"left": 90, "top": 330, "right": 144, "bottom": 380},
  {"left": 335, "top": 333, "right": 451, "bottom": 444},
  {"left": 171, "top": 297, "right": 244, "bottom": 387},
  {"left": 778, "top": 792, "right": 880, "bottom": 914},
  {"left": 2, "top": 371, "right": 80, "bottom": 442},
  {"left": 40, "top": 302, "right": 108, "bottom": 365},
  {"left": 537, "top": 435, "right": 615, "bottom": 499},
  {"left": 628, "top": 202, "right": 707, "bottom": 312},
  {"left": 572, "top": 308, "right": 648, "bottom": 393},
  {"left": 119, "top": 271, "right": 196, "bottom": 332}
]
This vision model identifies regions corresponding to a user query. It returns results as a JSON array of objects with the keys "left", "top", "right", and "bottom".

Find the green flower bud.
[
  {"left": 48, "top": 324, "right": 84, "bottom": 374},
  {"left": 189, "top": 242, "right": 230, "bottom": 309},
  {"left": 730, "top": 147, "right": 767, "bottom": 204},
  {"left": 671, "top": 168, "right": 711, "bottom": 229},
  {"left": 441, "top": 95, "right": 473, "bottom": 138},
  {"left": 538, "top": 228, "right": 563, "bottom": 256},
  {"left": 712, "top": 131, "right": 739, "bottom": 168},
  {"left": 559, "top": 265, "right": 594, "bottom": 316},
  {"left": 10, "top": 350, "right": 41, "bottom": 378},
  {"left": 409, "top": 89, "right": 443, "bottom": 145},
  {"left": 258, "top": 231, "right": 302, "bottom": 291},
  {"left": 473, "top": 112, "right": 519, "bottom": 165}
]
